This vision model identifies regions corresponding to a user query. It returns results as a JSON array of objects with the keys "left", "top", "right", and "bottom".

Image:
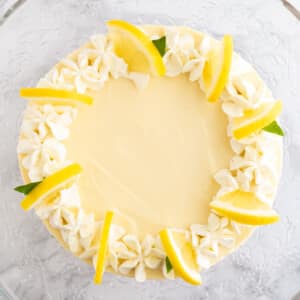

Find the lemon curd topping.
[{"left": 65, "top": 75, "right": 233, "bottom": 237}]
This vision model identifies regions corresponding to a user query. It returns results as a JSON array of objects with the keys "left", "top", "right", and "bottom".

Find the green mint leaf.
[
  {"left": 152, "top": 36, "right": 166, "bottom": 57},
  {"left": 166, "top": 256, "right": 173, "bottom": 273},
  {"left": 263, "top": 121, "right": 284, "bottom": 136},
  {"left": 14, "top": 181, "right": 42, "bottom": 195}
]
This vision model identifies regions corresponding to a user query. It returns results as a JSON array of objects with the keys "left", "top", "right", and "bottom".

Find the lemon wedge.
[
  {"left": 107, "top": 19, "right": 166, "bottom": 76},
  {"left": 233, "top": 100, "right": 282, "bottom": 140},
  {"left": 20, "top": 88, "right": 93, "bottom": 105},
  {"left": 94, "top": 211, "right": 114, "bottom": 284},
  {"left": 210, "top": 190, "right": 279, "bottom": 225},
  {"left": 160, "top": 229, "right": 202, "bottom": 285},
  {"left": 203, "top": 35, "right": 233, "bottom": 102},
  {"left": 20, "top": 163, "right": 82, "bottom": 211}
]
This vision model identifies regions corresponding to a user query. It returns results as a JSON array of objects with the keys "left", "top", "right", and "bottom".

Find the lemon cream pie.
[{"left": 16, "top": 20, "right": 283, "bottom": 285}]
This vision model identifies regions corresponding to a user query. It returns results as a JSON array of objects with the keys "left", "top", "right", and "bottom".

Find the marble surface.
[{"left": 0, "top": 0, "right": 300, "bottom": 299}]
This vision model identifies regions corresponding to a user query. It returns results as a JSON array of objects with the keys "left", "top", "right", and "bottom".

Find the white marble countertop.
[{"left": 0, "top": 1, "right": 300, "bottom": 299}]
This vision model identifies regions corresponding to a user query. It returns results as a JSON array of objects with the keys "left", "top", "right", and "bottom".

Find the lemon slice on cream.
[
  {"left": 210, "top": 190, "right": 279, "bottom": 225},
  {"left": 107, "top": 19, "right": 166, "bottom": 76},
  {"left": 20, "top": 163, "right": 82, "bottom": 211},
  {"left": 160, "top": 229, "right": 202, "bottom": 285}
]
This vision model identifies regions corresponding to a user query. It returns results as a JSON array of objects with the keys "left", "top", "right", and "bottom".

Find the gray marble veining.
[
  {"left": 0, "top": 0, "right": 299, "bottom": 299},
  {"left": 0, "top": 0, "right": 26, "bottom": 25},
  {"left": 281, "top": 0, "right": 300, "bottom": 20}
]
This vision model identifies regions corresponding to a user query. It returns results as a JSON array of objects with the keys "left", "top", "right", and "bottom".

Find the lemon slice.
[
  {"left": 210, "top": 190, "right": 279, "bottom": 225},
  {"left": 203, "top": 35, "right": 233, "bottom": 102},
  {"left": 107, "top": 19, "right": 166, "bottom": 76},
  {"left": 20, "top": 88, "right": 93, "bottom": 105},
  {"left": 94, "top": 211, "right": 114, "bottom": 284},
  {"left": 233, "top": 100, "right": 282, "bottom": 140},
  {"left": 160, "top": 229, "right": 202, "bottom": 285},
  {"left": 20, "top": 163, "right": 82, "bottom": 211}
]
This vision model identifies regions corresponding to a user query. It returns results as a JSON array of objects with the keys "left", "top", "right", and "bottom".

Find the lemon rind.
[
  {"left": 20, "top": 87, "right": 93, "bottom": 105},
  {"left": 207, "top": 35, "right": 233, "bottom": 102},
  {"left": 94, "top": 211, "right": 114, "bottom": 284}
]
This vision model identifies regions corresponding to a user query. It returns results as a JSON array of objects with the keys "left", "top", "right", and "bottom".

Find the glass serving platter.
[{"left": 0, "top": 0, "right": 299, "bottom": 299}]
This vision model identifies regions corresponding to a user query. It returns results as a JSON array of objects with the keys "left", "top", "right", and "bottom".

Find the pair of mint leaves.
[{"left": 151, "top": 37, "right": 284, "bottom": 137}]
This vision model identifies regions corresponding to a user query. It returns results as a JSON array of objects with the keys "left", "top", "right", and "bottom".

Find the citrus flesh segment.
[
  {"left": 233, "top": 100, "right": 283, "bottom": 140},
  {"left": 20, "top": 88, "right": 93, "bottom": 105},
  {"left": 20, "top": 163, "right": 82, "bottom": 211},
  {"left": 210, "top": 190, "right": 279, "bottom": 225},
  {"left": 106, "top": 19, "right": 166, "bottom": 76},
  {"left": 203, "top": 35, "right": 233, "bottom": 102},
  {"left": 94, "top": 211, "right": 114, "bottom": 284},
  {"left": 160, "top": 229, "right": 202, "bottom": 285}
]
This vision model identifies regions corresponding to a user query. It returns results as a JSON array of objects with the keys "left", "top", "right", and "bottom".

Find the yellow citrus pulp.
[
  {"left": 107, "top": 20, "right": 166, "bottom": 76},
  {"left": 210, "top": 190, "right": 279, "bottom": 225}
]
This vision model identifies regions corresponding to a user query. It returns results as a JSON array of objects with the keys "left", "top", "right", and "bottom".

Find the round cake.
[{"left": 16, "top": 20, "right": 283, "bottom": 285}]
